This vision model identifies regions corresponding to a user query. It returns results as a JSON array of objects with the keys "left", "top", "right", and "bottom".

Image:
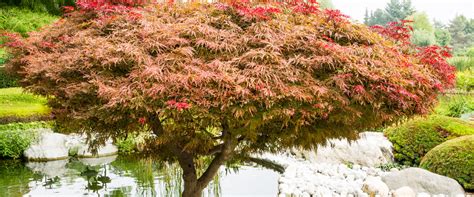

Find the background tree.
[
  {"left": 448, "top": 15, "right": 474, "bottom": 54},
  {"left": 408, "top": 12, "right": 436, "bottom": 46},
  {"left": 433, "top": 20, "right": 451, "bottom": 46},
  {"left": 4, "top": 1, "right": 455, "bottom": 196},
  {"left": 364, "top": 0, "right": 415, "bottom": 26}
]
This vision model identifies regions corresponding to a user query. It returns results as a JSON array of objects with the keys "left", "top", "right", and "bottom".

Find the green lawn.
[{"left": 0, "top": 87, "right": 50, "bottom": 117}]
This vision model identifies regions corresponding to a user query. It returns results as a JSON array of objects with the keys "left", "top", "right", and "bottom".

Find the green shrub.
[
  {"left": 384, "top": 115, "right": 474, "bottom": 166},
  {"left": 456, "top": 69, "right": 474, "bottom": 92},
  {"left": 115, "top": 132, "right": 148, "bottom": 154},
  {"left": 0, "top": 129, "right": 36, "bottom": 159},
  {"left": 420, "top": 135, "right": 474, "bottom": 190},
  {"left": 116, "top": 136, "right": 137, "bottom": 154},
  {"left": 0, "top": 6, "right": 58, "bottom": 36},
  {"left": 0, "top": 121, "right": 51, "bottom": 159}
]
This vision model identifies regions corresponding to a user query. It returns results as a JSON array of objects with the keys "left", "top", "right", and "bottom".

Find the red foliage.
[
  {"left": 1, "top": 32, "right": 24, "bottom": 48},
  {"left": 371, "top": 20, "right": 413, "bottom": 44},
  {"left": 166, "top": 100, "right": 191, "bottom": 110},
  {"left": 370, "top": 19, "right": 455, "bottom": 92},
  {"left": 229, "top": 1, "right": 281, "bottom": 20},
  {"left": 138, "top": 117, "right": 147, "bottom": 124},
  {"left": 62, "top": 6, "right": 75, "bottom": 13},
  {"left": 286, "top": 0, "right": 320, "bottom": 14},
  {"left": 416, "top": 46, "right": 455, "bottom": 91},
  {"left": 324, "top": 9, "right": 349, "bottom": 23}
]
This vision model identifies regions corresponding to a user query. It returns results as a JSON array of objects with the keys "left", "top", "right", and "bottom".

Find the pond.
[{"left": 0, "top": 156, "right": 280, "bottom": 197}]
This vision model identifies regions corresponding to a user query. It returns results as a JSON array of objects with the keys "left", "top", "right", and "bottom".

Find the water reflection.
[{"left": 0, "top": 156, "right": 279, "bottom": 197}]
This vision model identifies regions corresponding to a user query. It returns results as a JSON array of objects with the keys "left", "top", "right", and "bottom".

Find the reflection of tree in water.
[
  {"left": 68, "top": 161, "right": 112, "bottom": 194},
  {"left": 0, "top": 156, "right": 224, "bottom": 197},
  {"left": 0, "top": 160, "right": 38, "bottom": 197},
  {"left": 111, "top": 156, "right": 222, "bottom": 197}
]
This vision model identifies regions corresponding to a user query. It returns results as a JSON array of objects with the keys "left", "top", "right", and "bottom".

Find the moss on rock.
[
  {"left": 420, "top": 135, "right": 474, "bottom": 190},
  {"left": 384, "top": 115, "right": 474, "bottom": 166}
]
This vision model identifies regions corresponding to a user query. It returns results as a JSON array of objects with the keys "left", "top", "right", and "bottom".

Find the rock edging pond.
[{"left": 24, "top": 130, "right": 118, "bottom": 161}]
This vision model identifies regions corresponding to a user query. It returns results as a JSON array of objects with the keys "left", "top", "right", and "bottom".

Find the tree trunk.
[
  {"left": 176, "top": 147, "right": 204, "bottom": 197},
  {"left": 182, "top": 175, "right": 202, "bottom": 197}
]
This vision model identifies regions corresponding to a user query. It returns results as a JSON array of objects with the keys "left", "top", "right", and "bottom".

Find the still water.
[{"left": 0, "top": 156, "right": 279, "bottom": 197}]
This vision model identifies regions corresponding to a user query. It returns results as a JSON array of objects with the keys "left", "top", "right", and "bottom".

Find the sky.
[{"left": 332, "top": 0, "right": 474, "bottom": 24}]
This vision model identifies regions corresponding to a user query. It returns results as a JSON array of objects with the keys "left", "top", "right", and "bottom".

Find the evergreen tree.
[
  {"left": 364, "top": 8, "right": 370, "bottom": 25},
  {"left": 449, "top": 15, "right": 474, "bottom": 54},
  {"left": 366, "top": 0, "right": 415, "bottom": 26}
]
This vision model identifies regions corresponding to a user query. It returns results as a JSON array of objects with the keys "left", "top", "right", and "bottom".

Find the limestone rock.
[
  {"left": 301, "top": 132, "right": 394, "bottom": 167},
  {"left": 382, "top": 168, "right": 465, "bottom": 196},
  {"left": 362, "top": 176, "right": 390, "bottom": 197},
  {"left": 77, "top": 141, "right": 118, "bottom": 158},
  {"left": 24, "top": 132, "right": 69, "bottom": 161},
  {"left": 392, "top": 186, "right": 416, "bottom": 197}
]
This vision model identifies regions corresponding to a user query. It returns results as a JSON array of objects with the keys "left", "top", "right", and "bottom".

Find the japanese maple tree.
[{"left": 4, "top": 0, "right": 455, "bottom": 196}]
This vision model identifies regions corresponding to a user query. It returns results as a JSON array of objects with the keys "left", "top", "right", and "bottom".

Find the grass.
[
  {"left": 0, "top": 87, "right": 50, "bottom": 118},
  {"left": 0, "top": 6, "right": 58, "bottom": 36},
  {"left": 434, "top": 94, "right": 474, "bottom": 118},
  {"left": 449, "top": 56, "right": 474, "bottom": 71}
]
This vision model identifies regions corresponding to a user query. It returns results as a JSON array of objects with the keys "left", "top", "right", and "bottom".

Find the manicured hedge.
[
  {"left": 420, "top": 135, "right": 474, "bottom": 190},
  {"left": 384, "top": 115, "right": 474, "bottom": 166}
]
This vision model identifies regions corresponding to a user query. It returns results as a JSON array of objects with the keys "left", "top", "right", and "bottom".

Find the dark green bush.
[
  {"left": 420, "top": 135, "right": 474, "bottom": 190},
  {"left": 384, "top": 115, "right": 474, "bottom": 166},
  {"left": 0, "top": 66, "right": 18, "bottom": 88}
]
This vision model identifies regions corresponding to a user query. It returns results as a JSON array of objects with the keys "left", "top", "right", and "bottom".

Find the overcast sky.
[{"left": 332, "top": 0, "right": 474, "bottom": 24}]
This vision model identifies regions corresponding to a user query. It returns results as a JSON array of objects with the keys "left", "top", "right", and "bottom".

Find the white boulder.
[
  {"left": 392, "top": 186, "right": 416, "bottom": 197},
  {"left": 382, "top": 168, "right": 465, "bottom": 196},
  {"left": 76, "top": 141, "right": 118, "bottom": 158},
  {"left": 362, "top": 176, "right": 390, "bottom": 197},
  {"left": 24, "top": 132, "right": 69, "bottom": 161}
]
